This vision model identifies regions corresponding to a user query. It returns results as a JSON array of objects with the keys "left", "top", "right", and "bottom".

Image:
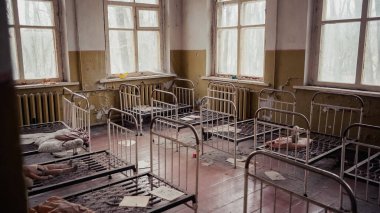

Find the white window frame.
[
  {"left": 309, "top": 0, "right": 380, "bottom": 91},
  {"left": 104, "top": 0, "right": 164, "bottom": 76},
  {"left": 7, "top": 0, "right": 64, "bottom": 84},
  {"left": 212, "top": 0, "right": 267, "bottom": 81}
]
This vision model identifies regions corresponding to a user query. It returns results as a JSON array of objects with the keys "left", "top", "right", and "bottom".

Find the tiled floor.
[{"left": 27, "top": 124, "right": 380, "bottom": 212}]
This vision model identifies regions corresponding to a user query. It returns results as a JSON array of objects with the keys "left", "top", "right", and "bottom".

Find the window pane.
[
  {"left": 240, "top": 27, "right": 265, "bottom": 77},
  {"left": 6, "top": 0, "right": 14, "bottom": 25},
  {"left": 217, "top": 3, "right": 238, "bottom": 27},
  {"left": 217, "top": 29, "right": 237, "bottom": 75},
  {"left": 323, "top": 0, "right": 362, "bottom": 21},
  {"left": 139, "top": 10, "right": 159, "bottom": 27},
  {"left": 318, "top": 23, "right": 360, "bottom": 84},
  {"left": 9, "top": 28, "right": 19, "bottom": 80},
  {"left": 108, "top": 5, "right": 134, "bottom": 29},
  {"left": 241, "top": 1, "right": 266, "bottom": 26},
  {"left": 18, "top": 0, "right": 54, "bottom": 26},
  {"left": 369, "top": 0, "right": 380, "bottom": 17},
  {"left": 362, "top": 21, "right": 380, "bottom": 85},
  {"left": 109, "top": 30, "right": 136, "bottom": 74},
  {"left": 21, "top": 29, "right": 58, "bottom": 79},
  {"left": 138, "top": 31, "right": 161, "bottom": 72},
  {"left": 136, "top": 0, "right": 158, "bottom": 4}
]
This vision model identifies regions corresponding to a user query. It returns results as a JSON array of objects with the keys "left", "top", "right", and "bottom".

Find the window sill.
[
  {"left": 99, "top": 73, "right": 176, "bottom": 83},
  {"left": 201, "top": 76, "right": 270, "bottom": 87},
  {"left": 294, "top": 86, "right": 380, "bottom": 98},
  {"left": 15, "top": 82, "right": 80, "bottom": 90}
]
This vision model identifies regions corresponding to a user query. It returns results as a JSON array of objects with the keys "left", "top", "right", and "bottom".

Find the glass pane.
[
  {"left": 109, "top": 30, "right": 136, "bottom": 74},
  {"left": 217, "top": 29, "right": 237, "bottom": 75},
  {"left": 138, "top": 31, "right": 161, "bottom": 72},
  {"left": 21, "top": 28, "right": 59, "bottom": 79},
  {"left": 9, "top": 28, "right": 19, "bottom": 80},
  {"left": 323, "top": 0, "right": 363, "bottom": 20},
  {"left": 18, "top": 0, "right": 54, "bottom": 26},
  {"left": 136, "top": 0, "right": 158, "bottom": 4},
  {"left": 241, "top": 1, "right": 266, "bottom": 26},
  {"left": 108, "top": 5, "right": 134, "bottom": 29},
  {"left": 139, "top": 10, "right": 159, "bottom": 27},
  {"left": 217, "top": 3, "right": 238, "bottom": 27},
  {"left": 369, "top": 0, "right": 380, "bottom": 17},
  {"left": 240, "top": 27, "right": 265, "bottom": 77},
  {"left": 318, "top": 22, "right": 360, "bottom": 84},
  {"left": 109, "top": 0, "right": 133, "bottom": 2},
  {"left": 362, "top": 21, "right": 380, "bottom": 85},
  {"left": 6, "top": 0, "right": 14, "bottom": 25}
]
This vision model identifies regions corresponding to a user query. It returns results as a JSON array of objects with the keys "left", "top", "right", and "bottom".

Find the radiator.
[
  {"left": 237, "top": 87, "right": 252, "bottom": 120},
  {"left": 139, "top": 82, "right": 162, "bottom": 105},
  {"left": 207, "top": 82, "right": 252, "bottom": 120},
  {"left": 17, "top": 92, "right": 61, "bottom": 126}
]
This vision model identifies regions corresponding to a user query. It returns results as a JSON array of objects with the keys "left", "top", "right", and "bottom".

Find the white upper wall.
[
  {"left": 66, "top": 0, "right": 106, "bottom": 51},
  {"left": 276, "top": 0, "right": 308, "bottom": 50}
]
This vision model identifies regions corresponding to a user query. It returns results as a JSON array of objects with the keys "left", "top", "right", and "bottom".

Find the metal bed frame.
[
  {"left": 308, "top": 92, "right": 364, "bottom": 160},
  {"left": 255, "top": 92, "right": 365, "bottom": 164},
  {"left": 341, "top": 123, "right": 380, "bottom": 206},
  {"left": 254, "top": 108, "right": 316, "bottom": 163},
  {"left": 119, "top": 83, "right": 145, "bottom": 135},
  {"left": 21, "top": 88, "right": 91, "bottom": 160},
  {"left": 61, "top": 116, "right": 200, "bottom": 212},
  {"left": 207, "top": 81, "right": 237, "bottom": 105},
  {"left": 258, "top": 88, "right": 297, "bottom": 125},
  {"left": 172, "top": 78, "right": 195, "bottom": 113},
  {"left": 243, "top": 150, "right": 357, "bottom": 213},
  {"left": 200, "top": 96, "right": 238, "bottom": 167},
  {"left": 27, "top": 108, "right": 138, "bottom": 196}
]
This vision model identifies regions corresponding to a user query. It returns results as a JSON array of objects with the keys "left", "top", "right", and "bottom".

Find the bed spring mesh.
[
  {"left": 31, "top": 151, "right": 132, "bottom": 189},
  {"left": 65, "top": 173, "right": 192, "bottom": 213}
]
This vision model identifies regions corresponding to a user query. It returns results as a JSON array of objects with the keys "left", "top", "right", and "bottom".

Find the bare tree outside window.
[{"left": 6, "top": 0, "right": 61, "bottom": 83}]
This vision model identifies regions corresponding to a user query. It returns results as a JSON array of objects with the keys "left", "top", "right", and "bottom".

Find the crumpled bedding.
[
  {"left": 265, "top": 136, "right": 313, "bottom": 150},
  {"left": 29, "top": 196, "right": 94, "bottom": 213},
  {"left": 20, "top": 129, "right": 89, "bottom": 153}
]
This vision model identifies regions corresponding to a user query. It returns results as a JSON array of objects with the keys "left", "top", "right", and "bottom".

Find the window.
[
  {"left": 6, "top": 0, "right": 62, "bottom": 83},
  {"left": 310, "top": 0, "right": 380, "bottom": 90},
  {"left": 105, "top": 0, "right": 163, "bottom": 75},
  {"left": 214, "top": 0, "right": 266, "bottom": 79}
]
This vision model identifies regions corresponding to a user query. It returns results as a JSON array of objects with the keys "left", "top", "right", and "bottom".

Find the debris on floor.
[
  {"left": 118, "top": 139, "right": 136, "bottom": 147},
  {"left": 264, "top": 171, "right": 286, "bottom": 181},
  {"left": 138, "top": 160, "right": 150, "bottom": 169}
]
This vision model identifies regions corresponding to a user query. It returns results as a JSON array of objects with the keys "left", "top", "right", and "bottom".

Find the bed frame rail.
[
  {"left": 150, "top": 116, "right": 200, "bottom": 212},
  {"left": 310, "top": 92, "right": 364, "bottom": 139},
  {"left": 258, "top": 88, "right": 296, "bottom": 125},
  {"left": 108, "top": 108, "right": 139, "bottom": 174},
  {"left": 119, "top": 84, "right": 143, "bottom": 134},
  {"left": 244, "top": 150, "right": 357, "bottom": 213},
  {"left": 172, "top": 78, "right": 195, "bottom": 113},
  {"left": 200, "top": 96, "right": 238, "bottom": 168},
  {"left": 63, "top": 87, "right": 91, "bottom": 151},
  {"left": 341, "top": 123, "right": 380, "bottom": 206}
]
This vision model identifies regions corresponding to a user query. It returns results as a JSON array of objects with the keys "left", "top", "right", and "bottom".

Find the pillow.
[{"left": 38, "top": 139, "right": 64, "bottom": 153}]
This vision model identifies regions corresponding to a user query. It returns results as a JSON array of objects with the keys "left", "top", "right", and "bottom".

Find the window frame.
[
  {"left": 309, "top": 0, "right": 380, "bottom": 91},
  {"left": 212, "top": 0, "right": 267, "bottom": 81},
  {"left": 7, "top": 0, "right": 63, "bottom": 84},
  {"left": 104, "top": 0, "right": 164, "bottom": 76}
]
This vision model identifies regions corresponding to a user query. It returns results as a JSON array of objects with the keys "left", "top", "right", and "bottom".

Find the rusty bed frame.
[
  {"left": 27, "top": 108, "right": 138, "bottom": 196},
  {"left": 243, "top": 150, "right": 357, "bottom": 213},
  {"left": 21, "top": 87, "right": 91, "bottom": 160},
  {"left": 61, "top": 116, "right": 200, "bottom": 212},
  {"left": 341, "top": 123, "right": 380, "bottom": 206}
]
